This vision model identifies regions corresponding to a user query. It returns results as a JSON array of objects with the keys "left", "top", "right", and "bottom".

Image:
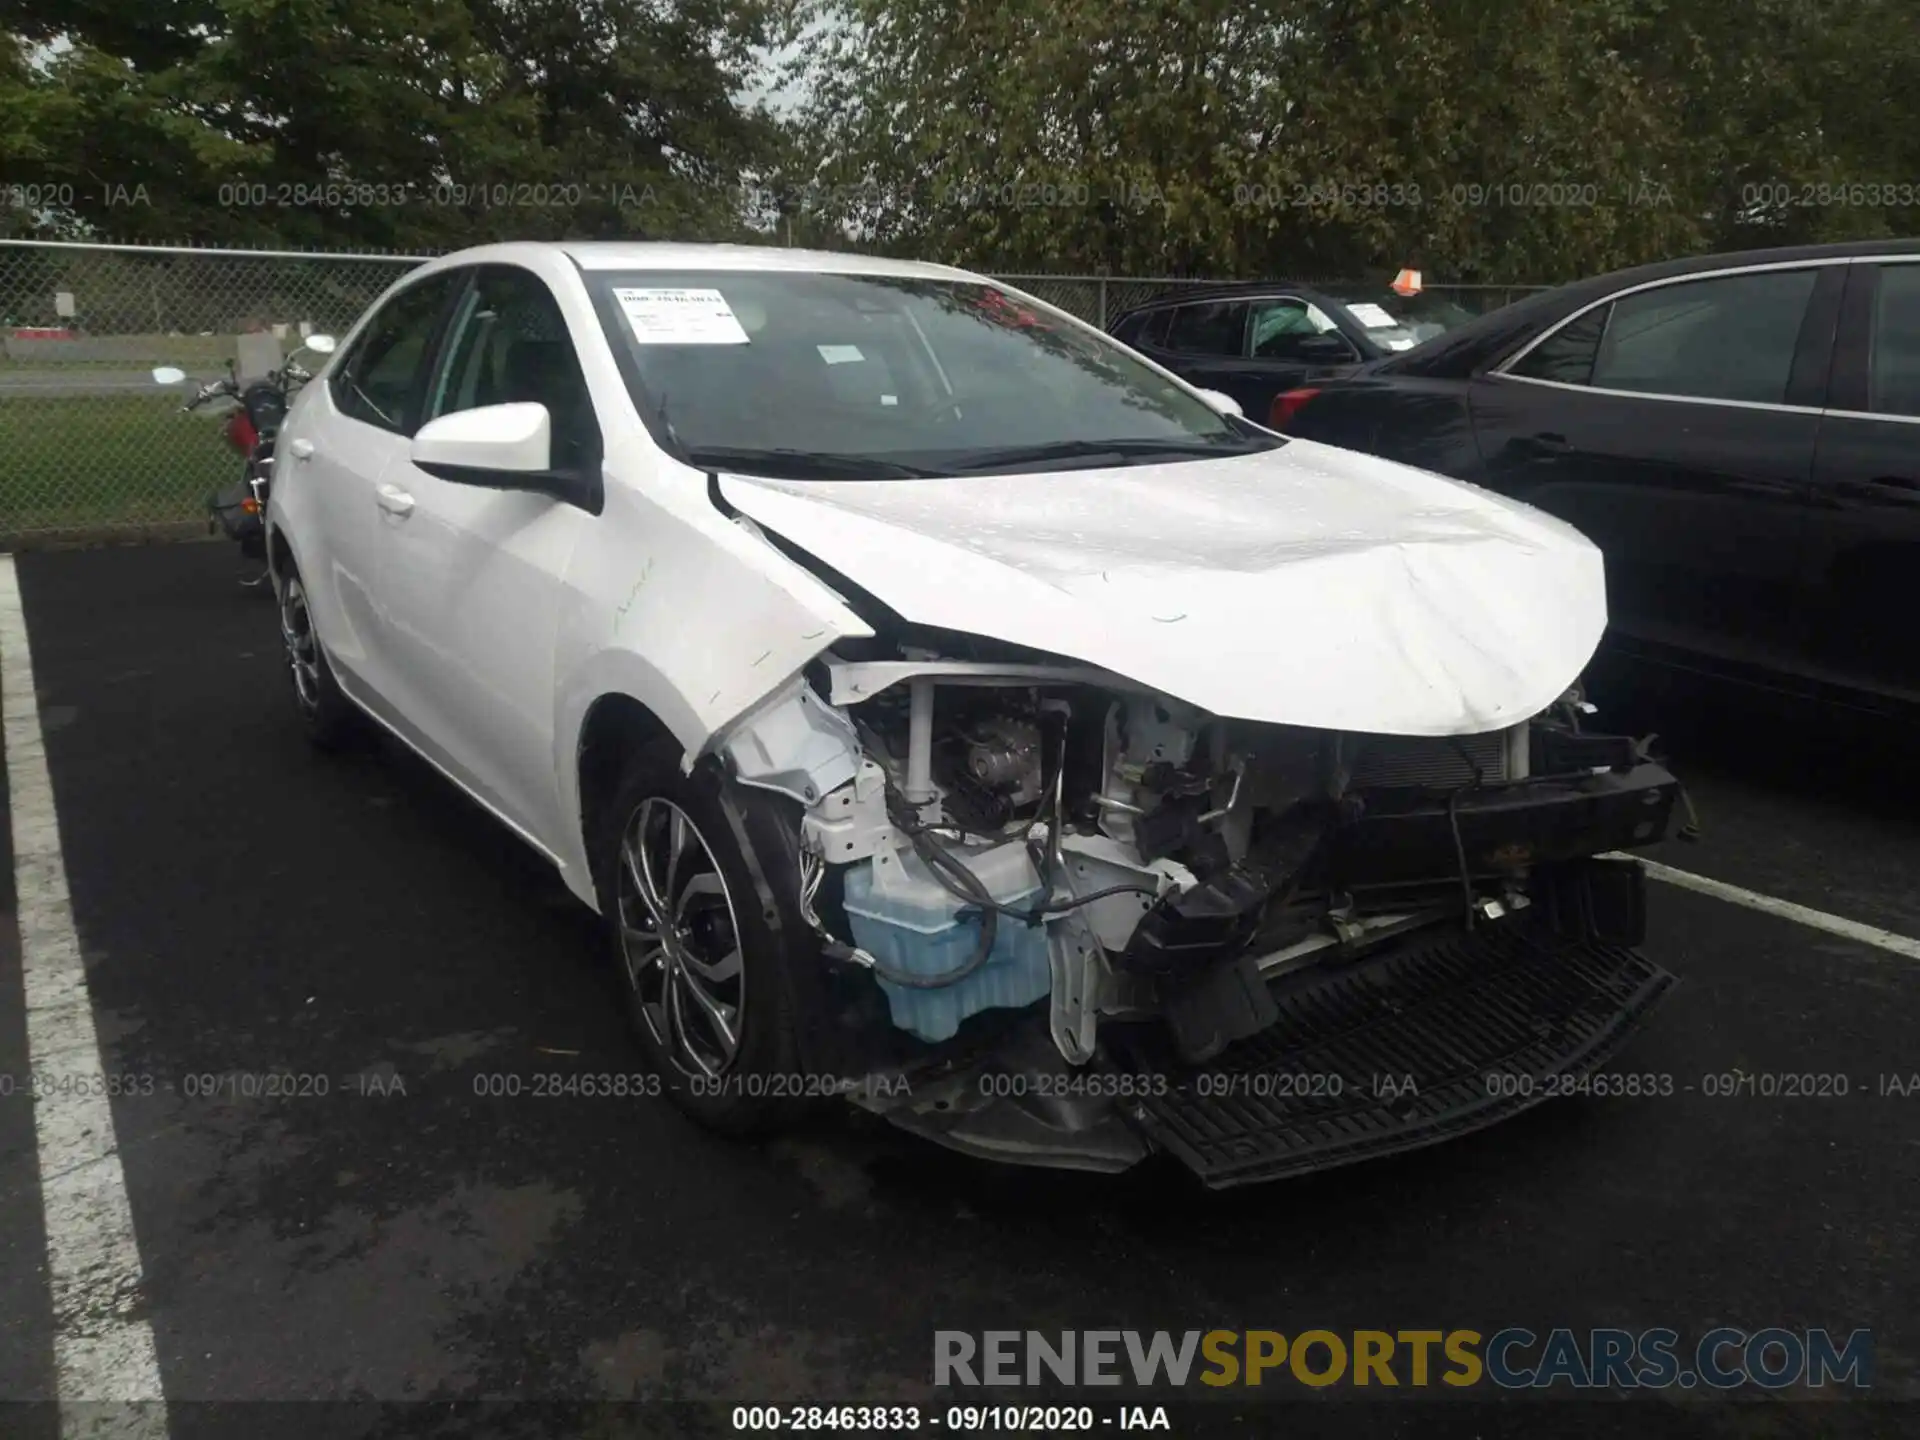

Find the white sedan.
[{"left": 267, "top": 241, "right": 1683, "bottom": 1187}]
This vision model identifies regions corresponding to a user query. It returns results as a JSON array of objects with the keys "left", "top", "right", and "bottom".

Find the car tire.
[
  {"left": 276, "top": 563, "right": 360, "bottom": 751},
  {"left": 594, "top": 736, "right": 813, "bottom": 1137}
]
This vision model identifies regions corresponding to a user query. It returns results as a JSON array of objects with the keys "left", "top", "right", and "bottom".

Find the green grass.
[
  {"left": 0, "top": 394, "right": 237, "bottom": 542},
  {"left": 0, "top": 332, "right": 241, "bottom": 371}
]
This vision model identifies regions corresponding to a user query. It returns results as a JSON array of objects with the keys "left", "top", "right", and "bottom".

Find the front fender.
[{"left": 547, "top": 463, "right": 873, "bottom": 903}]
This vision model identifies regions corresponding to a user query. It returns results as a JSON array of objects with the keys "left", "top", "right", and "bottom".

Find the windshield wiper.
[
  {"left": 686, "top": 446, "right": 943, "bottom": 481},
  {"left": 942, "top": 436, "right": 1277, "bottom": 473}
]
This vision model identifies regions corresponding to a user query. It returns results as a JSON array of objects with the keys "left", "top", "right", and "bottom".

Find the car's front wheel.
[{"left": 594, "top": 739, "right": 811, "bottom": 1135}]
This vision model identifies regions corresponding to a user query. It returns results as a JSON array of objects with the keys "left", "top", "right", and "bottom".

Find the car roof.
[
  {"left": 1543, "top": 235, "right": 1920, "bottom": 294},
  {"left": 1109, "top": 279, "right": 1348, "bottom": 323},
  {"left": 1384, "top": 236, "right": 1920, "bottom": 377},
  {"left": 411, "top": 239, "right": 982, "bottom": 283}
]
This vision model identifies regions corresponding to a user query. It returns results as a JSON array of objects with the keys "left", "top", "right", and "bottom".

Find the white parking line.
[
  {"left": 0, "top": 556, "right": 170, "bottom": 1437},
  {"left": 1607, "top": 850, "right": 1920, "bottom": 961}
]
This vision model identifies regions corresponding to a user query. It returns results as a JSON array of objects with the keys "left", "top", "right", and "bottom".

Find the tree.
[
  {"left": 1622, "top": 0, "right": 1920, "bottom": 248},
  {"left": 0, "top": 0, "right": 786, "bottom": 247},
  {"left": 786, "top": 0, "right": 1920, "bottom": 280}
]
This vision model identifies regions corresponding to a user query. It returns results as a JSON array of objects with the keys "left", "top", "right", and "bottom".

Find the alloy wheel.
[{"left": 615, "top": 797, "right": 745, "bottom": 1078}]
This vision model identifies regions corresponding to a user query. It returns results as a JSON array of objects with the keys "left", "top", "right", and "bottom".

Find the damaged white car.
[{"left": 267, "top": 242, "right": 1686, "bottom": 1186}]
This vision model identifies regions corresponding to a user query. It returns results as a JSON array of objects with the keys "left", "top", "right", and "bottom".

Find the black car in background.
[
  {"left": 1107, "top": 281, "right": 1476, "bottom": 418},
  {"left": 1274, "top": 239, "right": 1920, "bottom": 722}
]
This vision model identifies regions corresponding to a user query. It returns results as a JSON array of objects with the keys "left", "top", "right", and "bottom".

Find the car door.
[
  {"left": 1799, "top": 257, "right": 1920, "bottom": 703},
  {"left": 1133, "top": 296, "right": 1359, "bottom": 416},
  {"left": 1131, "top": 298, "right": 1254, "bottom": 407},
  {"left": 1469, "top": 263, "right": 1839, "bottom": 679},
  {"left": 1244, "top": 296, "right": 1366, "bottom": 402},
  {"left": 299, "top": 269, "right": 465, "bottom": 710},
  {"left": 371, "top": 261, "right": 603, "bottom": 847}
]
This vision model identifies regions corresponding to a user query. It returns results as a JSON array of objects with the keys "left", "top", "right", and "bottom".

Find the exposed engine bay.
[{"left": 713, "top": 622, "right": 1689, "bottom": 1186}]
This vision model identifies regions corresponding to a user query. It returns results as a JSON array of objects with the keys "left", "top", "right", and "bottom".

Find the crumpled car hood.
[{"left": 718, "top": 438, "right": 1606, "bottom": 736}]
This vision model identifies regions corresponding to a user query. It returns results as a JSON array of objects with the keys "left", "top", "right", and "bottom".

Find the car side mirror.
[
  {"left": 410, "top": 402, "right": 597, "bottom": 510},
  {"left": 151, "top": 366, "right": 187, "bottom": 385},
  {"left": 1296, "top": 334, "right": 1357, "bottom": 362},
  {"left": 1194, "top": 388, "right": 1244, "bottom": 418},
  {"left": 304, "top": 334, "right": 337, "bottom": 355}
]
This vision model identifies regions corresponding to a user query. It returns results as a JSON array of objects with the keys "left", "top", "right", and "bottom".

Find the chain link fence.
[
  {"left": 0, "top": 241, "right": 424, "bottom": 546},
  {"left": 0, "top": 240, "right": 1544, "bottom": 547},
  {"left": 994, "top": 274, "right": 1543, "bottom": 329}
]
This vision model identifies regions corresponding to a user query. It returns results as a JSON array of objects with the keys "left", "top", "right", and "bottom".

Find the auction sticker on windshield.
[
  {"left": 1345, "top": 302, "right": 1400, "bottom": 328},
  {"left": 613, "top": 287, "right": 751, "bottom": 344}
]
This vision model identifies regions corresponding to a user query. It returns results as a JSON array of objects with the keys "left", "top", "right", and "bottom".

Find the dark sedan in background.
[
  {"left": 1107, "top": 280, "right": 1476, "bottom": 418},
  {"left": 1273, "top": 239, "right": 1920, "bottom": 725}
]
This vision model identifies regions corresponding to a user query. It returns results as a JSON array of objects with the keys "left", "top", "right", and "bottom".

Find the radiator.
[{"left": 1345, "top": 726, "right": 1525, "bottom": 790}]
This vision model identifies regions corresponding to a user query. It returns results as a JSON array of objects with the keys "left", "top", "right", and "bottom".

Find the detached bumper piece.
[
  {"left": 1329, "top": 762, "right": 1679, "bottom": 889},
  {"left": 1110, "top": 913, "right": 1673, "bottom": 1188}
]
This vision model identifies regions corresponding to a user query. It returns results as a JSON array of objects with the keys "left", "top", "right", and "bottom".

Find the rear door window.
[
  {"left": 1136, "top": 309, "right": 1173, "bottom": 347},
  {"left": 1164, "top": 301, "right": 1249, "bottom": 357},
  {"left": 1869, "top": 263, "right": 1920, "bottom": 416}
]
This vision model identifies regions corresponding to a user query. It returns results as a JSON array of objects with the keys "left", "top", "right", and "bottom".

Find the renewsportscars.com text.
[{"left": 934, "top": 1328, "right": 1872, "bottom": 1390}]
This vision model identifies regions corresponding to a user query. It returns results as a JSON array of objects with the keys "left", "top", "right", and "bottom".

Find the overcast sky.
[{"left": 740, "top": 27, "right": 821, "bottom": 117}]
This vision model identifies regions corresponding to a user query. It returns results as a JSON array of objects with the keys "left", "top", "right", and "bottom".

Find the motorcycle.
[{"left": 152, "top": 333, "right": 336, "bottom": 584}]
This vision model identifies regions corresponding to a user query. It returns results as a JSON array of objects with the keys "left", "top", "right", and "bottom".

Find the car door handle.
[
  {"left": 288, "top": 438, "right": 315, "bottom": 461},
  {"left": 375, "top": 484, "right": 415, "bottom": 518},
  {"left": 1526, "top": 431, "right": 1572, "bottom": 455}
]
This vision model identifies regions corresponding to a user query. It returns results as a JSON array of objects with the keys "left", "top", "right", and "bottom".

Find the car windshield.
[
  {"left": 588, "top": 270, "right": 1279, "bottom": 479},
  {"left": 1326, "top": 289, "right": 1476, "bottom": 352}
]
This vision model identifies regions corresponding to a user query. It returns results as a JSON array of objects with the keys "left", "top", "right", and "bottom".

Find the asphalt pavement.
[{"left": 1, "top": 542, "right": 1916, "bottom": 1439}]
